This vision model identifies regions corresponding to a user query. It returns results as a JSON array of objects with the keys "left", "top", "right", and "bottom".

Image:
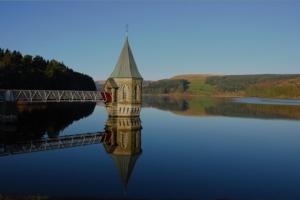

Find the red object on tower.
[{"left": 101, "top": 91, "right": 112, "bottom": 103}]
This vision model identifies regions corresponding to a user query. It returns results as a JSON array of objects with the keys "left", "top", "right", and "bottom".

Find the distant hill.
[
  {"left": 143, "top": 74, "right": 300, "bottom": 99},
  {"left": 95, "top": 80, "right": 105, "bottom": 91},
  {"left": 96, "top": 80, "right": 154, "bottom": 91},
  {"left": 171, "top": 74, "right": 221, "bottom": 80}
]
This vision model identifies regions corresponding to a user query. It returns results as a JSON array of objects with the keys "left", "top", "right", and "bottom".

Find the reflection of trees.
[
  {"left": 206, "top": 102, "right": 300, "bottom": 120},
  {"left": 143, "top": 95, "right": 300, "bottom": 120},
  {"left": 0, "top": 103, "right": 96, "bottom": 142}
]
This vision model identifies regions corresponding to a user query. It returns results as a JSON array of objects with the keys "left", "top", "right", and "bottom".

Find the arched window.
[
  {"left": 122, "top": 85, "right": 129, "bottom": 101},
  {"left": 134, "top": 85, "right": 140, "bottom": 101}
]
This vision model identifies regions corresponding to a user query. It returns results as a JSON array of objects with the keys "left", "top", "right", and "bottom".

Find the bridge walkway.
[{"left": 0, "top": 89, "right": 112, "bottom": 103}]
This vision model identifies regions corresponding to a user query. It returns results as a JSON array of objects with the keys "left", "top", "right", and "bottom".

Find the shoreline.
[{"left": 142, "top": 93, "right": 300, "bottom": 100}]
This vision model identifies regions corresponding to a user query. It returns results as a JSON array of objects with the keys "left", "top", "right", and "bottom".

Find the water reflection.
[
  {"left": 0, "top": 102, "right": 96, "bottom": 141},
  {"left": 143, "top": 95, "right": 300, "bottom": 120},
  {"left": 2, "top": 96, "right": 300, "bottom": 199},
  {"left": 104, "top": 116, "right": 142, "bottom": 188},
  {"left": 0, "top": 101, "right": 142, "bottom": 191},
  {"left": 0, "top": 131, "right": 104, "bottom": 157}
]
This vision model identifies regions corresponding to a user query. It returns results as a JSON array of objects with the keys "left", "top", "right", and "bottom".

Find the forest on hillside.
[
  {"left": 142, "top": 79, "right": 189, "bottom": 94},
  {"left": 0, "top": 48, "right": 96, "bottom": 90},
  {"left": 143, "top": 74, "right": 300, "bottom": 99}
]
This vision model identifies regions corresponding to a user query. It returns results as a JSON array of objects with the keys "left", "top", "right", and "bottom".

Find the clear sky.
[{"left": 0, "top": 0, "right": 299, "bottom": 80}]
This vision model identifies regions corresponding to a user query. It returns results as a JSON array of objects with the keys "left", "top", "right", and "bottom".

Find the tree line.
[
  {"left": 143, "top": 79, "right": 189, "bottom": 94},
  {"left": 0, "top": 48, "right": 96, "bottom": 90}
]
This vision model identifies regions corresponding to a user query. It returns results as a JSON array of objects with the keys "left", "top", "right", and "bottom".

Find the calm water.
[
  {"left": 233, "top": 97, "right": 300, "bottom": 106},
  {"left": 1, "top": 96, "right": 300, "bottom": 199}
]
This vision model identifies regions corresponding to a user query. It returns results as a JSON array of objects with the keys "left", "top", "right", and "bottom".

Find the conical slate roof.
[{"left": 110, "top": 36, "right": 142, "bottom": 79}]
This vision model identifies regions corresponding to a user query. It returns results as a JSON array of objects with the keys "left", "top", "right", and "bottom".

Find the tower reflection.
[{"left": 103, "top": 115, "right": 142, "bottom": 188}]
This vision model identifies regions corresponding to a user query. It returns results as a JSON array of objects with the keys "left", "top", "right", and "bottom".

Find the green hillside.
[
  {"left": 143, "top": 74, "right": 300, "bottom": 99},
  {"left": 142, "top": 79, "right": 189, "bottom": 94}
]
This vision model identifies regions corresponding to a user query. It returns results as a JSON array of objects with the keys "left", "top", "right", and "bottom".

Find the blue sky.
[{"left": 0, "top": 0, "right": 299, "bottom": 80}]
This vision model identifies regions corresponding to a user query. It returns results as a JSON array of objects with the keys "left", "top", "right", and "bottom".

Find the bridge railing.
[{"left": 0, "top": 89, "right": 103, "bottom": 103}]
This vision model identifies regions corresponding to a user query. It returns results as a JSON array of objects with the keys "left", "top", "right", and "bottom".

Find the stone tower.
[{"left": 104, "top": 36, "right": 143, "bottom": 117}]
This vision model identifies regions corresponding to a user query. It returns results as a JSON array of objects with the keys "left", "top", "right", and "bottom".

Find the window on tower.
[{"left": 122, "top": 85, "right": 128, "bottom": 101}]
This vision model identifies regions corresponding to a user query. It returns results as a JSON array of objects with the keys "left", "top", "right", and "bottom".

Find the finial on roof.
[{"left": 125, "top": 24, "right": 129, "bottom": 37}]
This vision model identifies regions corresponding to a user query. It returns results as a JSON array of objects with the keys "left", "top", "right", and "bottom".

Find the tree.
[
  {"left": 22, "top": 55, "right": 33, "bottom": 66},
  {"left": 32, "top": 55, "right": 47, "bottom": 71}
]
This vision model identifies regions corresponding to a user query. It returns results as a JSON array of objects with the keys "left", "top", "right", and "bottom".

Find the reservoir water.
[{"left": 1, "top": 96, "right": 300, "bottom": 200}]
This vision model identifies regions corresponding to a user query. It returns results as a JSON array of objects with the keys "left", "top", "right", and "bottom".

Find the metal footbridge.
[{"left": 0, "top": 90, "right": 112, "bottom": 103}]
